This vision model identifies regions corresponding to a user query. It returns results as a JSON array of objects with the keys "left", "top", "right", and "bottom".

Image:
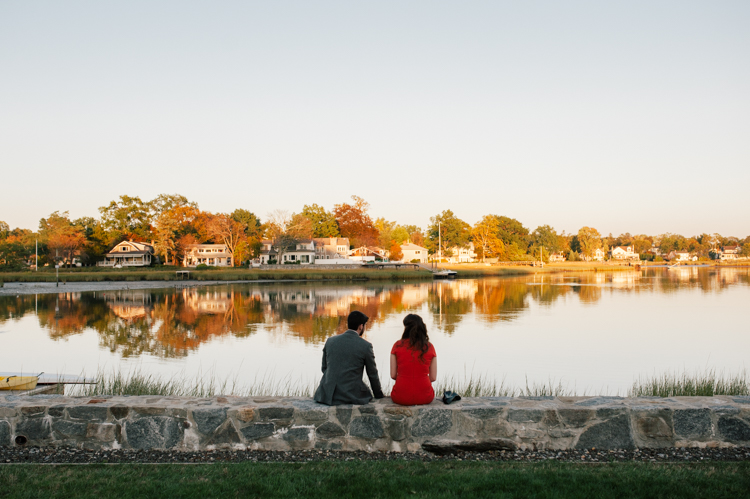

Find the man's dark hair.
[{"left": 347, "top": 311, "right": 369, "bottom": 331}]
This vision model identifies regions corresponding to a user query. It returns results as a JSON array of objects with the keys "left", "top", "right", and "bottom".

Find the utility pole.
[
  {"left": 35, "top": 239, "right": 38, "bottom": 271},
  {"left": 438, "top": 221, "right": 442, "bottom": 265},
  {"left": 55, "top": 249, "right": 59, "bottom": 287}
]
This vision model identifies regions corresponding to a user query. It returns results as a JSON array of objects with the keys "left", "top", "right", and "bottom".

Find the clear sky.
[{"left": 1, "top": 1, "right": 748, "bottom": 237}]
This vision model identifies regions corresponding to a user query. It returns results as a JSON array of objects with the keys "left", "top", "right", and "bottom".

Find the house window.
[{"left": 121, "top": 246, "right": 128, "bottom": 251}]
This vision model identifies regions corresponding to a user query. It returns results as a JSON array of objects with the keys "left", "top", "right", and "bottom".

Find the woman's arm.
[
  {"left": 429, "top": 356, "right": 438, "bottom": 382},
  {"left": 390, "top": 354, "right": 398, "bottom": 380}
]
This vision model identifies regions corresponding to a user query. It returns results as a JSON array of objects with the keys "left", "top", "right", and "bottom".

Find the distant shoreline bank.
[{"left": 0, "top": 262, "right": 746, "bottom": 295}]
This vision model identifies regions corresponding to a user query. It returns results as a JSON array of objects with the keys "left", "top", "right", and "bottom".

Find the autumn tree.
[
  {"left": 389, "top": 240, "right": 403, "bottom": 261},
  {"left": 426, "top": 210, "right": 471, "bottom": 258},
  {"left": 333, "top": 196, "right": 378, "bottom": 247},
  {"left": 206, "top": 214, "right": 246, "bottom": 267},
  {"left": 0, "top": 221, "right": 9, "bottom": 240},
  {"left": 529, "top": 225, "right": 561, "bottom": 262},
  {"left": 231, "top": 209, "right": 263, "bottom": 259},
  {"left": 572, "top": 226, "right": 603, "bottom": 260},
  {"left": 301, "top": 204, "right": 339, "bottom": 237},
  {"left": 39, "top": 211, "right": 86, "bottom": 267},
  {"left": 471, "top": 216, "right": 506, "bottom": 262}
]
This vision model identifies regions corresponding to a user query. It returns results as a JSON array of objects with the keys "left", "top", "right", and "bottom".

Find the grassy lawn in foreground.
[{"left": 1, "top": 461, "right": 748, "bottom": 499}]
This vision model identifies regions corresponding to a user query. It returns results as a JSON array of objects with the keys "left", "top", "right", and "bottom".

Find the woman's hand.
[
  {"left": 429, "top": 356, "right": 438, "bottom": 382},
  {"left": 390, "top": 354, "right": 398, "bottom": 380}
]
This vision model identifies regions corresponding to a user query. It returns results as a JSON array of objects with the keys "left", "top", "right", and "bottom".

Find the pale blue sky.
[{"left": 1, "top": 1, "right": 748, "bottom": 237}]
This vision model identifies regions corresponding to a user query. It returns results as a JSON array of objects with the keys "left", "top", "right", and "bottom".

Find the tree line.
[{"left": 1, "top": 193, "right": 749, "bottom": 269}]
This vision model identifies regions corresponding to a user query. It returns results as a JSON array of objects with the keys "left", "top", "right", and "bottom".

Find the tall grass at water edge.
[{"left": 72, "top": 368, "right": 749, "bottom": 398}]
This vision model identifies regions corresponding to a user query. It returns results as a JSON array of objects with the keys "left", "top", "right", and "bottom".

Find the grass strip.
[{"left": 0, "top": 461, "right": 748, "bottom": 499}]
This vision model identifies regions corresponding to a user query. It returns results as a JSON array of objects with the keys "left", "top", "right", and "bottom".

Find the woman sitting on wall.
[{"left": 390, "top": 314, "right": 437, "bottom": 405}]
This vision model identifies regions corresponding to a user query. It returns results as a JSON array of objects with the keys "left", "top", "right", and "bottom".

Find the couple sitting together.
[{"left": 314, "top": 311, "right": 437, "bottom": 406}]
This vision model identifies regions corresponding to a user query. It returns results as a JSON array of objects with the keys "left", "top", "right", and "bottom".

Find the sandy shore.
[{"left": 0, "top": 280, "right": 256, "bottom": 296}]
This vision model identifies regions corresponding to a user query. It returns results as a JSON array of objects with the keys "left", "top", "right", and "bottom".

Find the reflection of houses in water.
[
  {"left": 433, "top": 279, "right": 478, "bottom": 300},
  {"left": 401, "top": 285, "right": 430, "bottom": 307},
  {"left": 610, "top": 272, "right": 640, "bottom": 289},
  {"left": 104, "top": 291, "right": 152, "bottom": 321},
  {"left": 183, "top": 289, "right": 234, "bottom": 314}
]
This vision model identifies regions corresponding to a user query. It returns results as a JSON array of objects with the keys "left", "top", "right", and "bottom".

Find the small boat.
[
  {"left": 0, "top": 374, "right": 40, "bottom": 391},
  {"left": 433, "top": 270, "right": 458, "bottom": 279}
]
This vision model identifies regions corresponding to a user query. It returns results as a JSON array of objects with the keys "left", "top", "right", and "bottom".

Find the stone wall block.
[
  {"left": 336, "top": 407, "right": 353, "bottom": 427},
  {"left": 575, "top": 414, "right": 634, "bottom": 450},
  {"left": 385, "top": 417, "right": 407, "bottom": 441},
  {"left": 411, "top": 409, "right": 452, "bottom": 438},
  {"left": 717, "top": 416, "right": 750, "bottom": 443},
  {"left": 484, "top": 419, "right": 515, "bottom": 438},
  {"left": 283, "top": 426, "right": 314, "bottom": 442},
  {"left": 508, "top": 409, "right": 544, "bottom": 423},
  {"left": 0, "top": 407, "right": 17, "bottom": 418},
  {"left": 110, "top": 406, "right": 130, "bottom": 420},
  {"left": 673, "top": 409, "right": 712, "bottom": 440},
  {"left": 557, "top": 409, "right": 595, "bottom": 427},
  {"left": 595, "top": 408, "right": 628, "bottom": 419},
  {"left": 465, "top": 407, "right": 503, "bottom": 420},
  {"left": 384, "top": 406, "right": 414, "bottom": 418},
  {"left": 358, "top": 405, "right": 377, "bottom": 415},
  {"left": 16, "top": 417, "right": 51, "bottom": 443},
  {"left": 292, "top": 401, "right": 329, "bottom": 423},
  {"left": 0, "top": 420, "right": 11, "bottom": 446},
  {"left": 191, "top": 408, "right": 228, "bottom": 435},
  {"left": 123, "top": 417, "right": 183, "bottom": 450},
  {"left": 316, "top": 421, "right": 346, "bottom": 439},
  {"left": 68, "top": 406, "right": 108, "bottom": 422},
  {"left": 258, "top": 406, "right": 294, "bottom": 421},
  {"left": 240, "top": 423, "right": 275, "bottom": 441},
  {"left": 634, "top": 411, "right": 674, "bottom": 447},
  {"left": 48, "top": 406, "right": 66, "bottom": 418},
  {"left": 208, "top": 420, "right": 242, "bottom": 446},
  {"left": 349, "top": 416, "right": 385, "bottom": 439},
  {"left": 87, "top": 423, "right": 116, "bottom": 442},
  {"left": 20, "top": 406, "right": 47, "bottom": 417},
  {"left": 132, "top": 406, "right": 167, "bottom": 417},
  {"left": 52, "top": 420, "right": 88, "bottom": 438},
  {"left": 456, "top": 413, "right": 482, "bottom": 438},
  {"left": 229, "top": 407, "right": 256, "bottom": 423}
]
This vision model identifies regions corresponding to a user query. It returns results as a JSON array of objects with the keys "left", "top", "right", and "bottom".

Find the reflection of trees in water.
[{"left": 1, "top": 268, "right": 748, "bottom": 357}]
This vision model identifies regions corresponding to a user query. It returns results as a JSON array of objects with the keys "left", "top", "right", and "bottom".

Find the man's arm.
[
  {"left": 321, "top": 343, "right": 327, "bottom": 373},
  {"left": 364, "top": 343, "right": 384, "bottom": 398}
]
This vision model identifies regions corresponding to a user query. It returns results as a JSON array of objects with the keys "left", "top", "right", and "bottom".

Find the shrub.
[
  {"left": 196, "top": 264, "right": 209, "bottom": 270},
  {"left": 410, "top": 259, "right": 421, "bottom": 263}
]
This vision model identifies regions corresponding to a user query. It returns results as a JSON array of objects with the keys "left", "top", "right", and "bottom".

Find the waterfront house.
[
  {"left": 446, "top": 243, "right": 477, "bottom": 264},
  {"left": 183, "top": 244, "right": 233, "bottom": 267},
  {"left": 313, "top": 237, "right": 351, "bottom": 260},
  {"left": 260, "top": 239, "right": 316, "bottom": 264},
  {"left": 549, "top": 252, "right": 566, "bottom": 263},
  {"left": 350, "top": 246, "right": 389, "bottom": 262},
  {"left": 666, "top": 250, "right": 694, "bottom": 262},
  {"left": 610, "top": 245, "right": 640, "bottom": 261},
  {"left": 585, "top": 248, "right": 605, "bottom": 262},
  {"left": 400, "top": 243, "right": 429, "bottom": 263},
  {"left": 719, "top": 245, "right": 741, "bottom": 261},
  {"left": 98, "top": 241, "right": 155, "bottom": 267}
]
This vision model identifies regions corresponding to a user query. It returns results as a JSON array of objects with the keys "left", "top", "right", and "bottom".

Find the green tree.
[
  {"left": 0, "top": 221, "right": 9, "bottom": 240},
  {"left": 231, "top": 209, "right": 263, "bottom": 241},
  {"left": 301, "top": 204, "right": 339, "bottom": 238},
  {"left": 39, "top": 211, "right": 86, "bottom": 267},
  {"left": 98, "top": 195, "right": 153, "bottom": 244},
  {"left": 427, "top": 210, "right": 471, "bottom": 257}
]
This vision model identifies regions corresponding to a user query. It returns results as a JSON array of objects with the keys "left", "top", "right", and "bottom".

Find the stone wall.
[{"left": 1, "top": 395, "right": 749, "bottom": 453}]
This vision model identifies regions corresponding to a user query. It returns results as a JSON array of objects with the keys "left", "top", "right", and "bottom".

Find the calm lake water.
[{"left": 1, "top": 267, "right": 748, "bottom": 394}]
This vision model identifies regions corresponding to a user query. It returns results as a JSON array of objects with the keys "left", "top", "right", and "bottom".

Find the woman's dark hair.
[{"left": 401, "top": 314, "right": 429, "bottom": 361}]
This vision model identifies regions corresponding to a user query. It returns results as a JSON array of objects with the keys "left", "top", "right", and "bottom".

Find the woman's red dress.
[{"left": 390, "top": 340, "right": 436, "bottom": 405}]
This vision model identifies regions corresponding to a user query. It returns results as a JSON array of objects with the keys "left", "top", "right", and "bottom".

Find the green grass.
[
  {"left": 629, "top": 368, "right": 750, "bottom": 397},
  {"left": 74, "top": 368, "right": 750, "bottom": 398},
  {"left": 1, "top": 462, "right": 748, "bottom": 499},
  {"left": 0, "top": 267, "right": 432, "bottom": 283}
]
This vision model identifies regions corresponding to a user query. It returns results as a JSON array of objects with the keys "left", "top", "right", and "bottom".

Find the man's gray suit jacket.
[{"left": 313, "top": 330, "right": 384, "bottom": 405}]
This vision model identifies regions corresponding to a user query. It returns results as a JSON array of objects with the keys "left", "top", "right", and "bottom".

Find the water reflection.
[{"left": 0, "top": 267, "right": 748, "bottom": 359}]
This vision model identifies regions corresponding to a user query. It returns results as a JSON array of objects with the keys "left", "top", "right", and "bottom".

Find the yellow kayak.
[{"left": 0, "top": 376, "right": 39, "bottom": 391}]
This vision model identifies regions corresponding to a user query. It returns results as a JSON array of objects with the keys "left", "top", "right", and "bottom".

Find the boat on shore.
[{"left": 0, "top": 374, "right": 39, "bottom": 391}]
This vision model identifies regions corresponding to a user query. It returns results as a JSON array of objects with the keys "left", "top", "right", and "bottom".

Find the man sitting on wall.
[{"left": 314, "top": 311, "right": 384, "bottom": 405}]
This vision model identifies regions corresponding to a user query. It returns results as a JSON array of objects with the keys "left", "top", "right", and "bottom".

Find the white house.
[
  {"left": 98, "top": 241, "right": 155, "bottom": 267},
  {"left": 349, "top": 246, "right": 389, "bottom": 262},
  {"left": 719, "top": 245, "right": 741, "bottom": 261},
  {"left": 667, "top": 250, "right": 694, "bottom": 262},
  {"left": 610, "top": 245, "right": 640, "bottom": 261},
  {"left": 400, "top": 243, "right": 429, "bottom": 263},
  {"left": 183, "top": 244, "right": 233, "bottom": 267},
  {"left": 446, "top": 243, "right": 477, "bottom": 264},
  {"left": 591, "top": 248, "right": 605, "bottom": 262},
  {"left": 549, "top": 252, "right": 566, "bottom": 263},
  {"left": 260, "top": 239, "right": 316, "bottom": 264},
  {"left": 313, "top": 237, "right": 351, "bottom": 260}
]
